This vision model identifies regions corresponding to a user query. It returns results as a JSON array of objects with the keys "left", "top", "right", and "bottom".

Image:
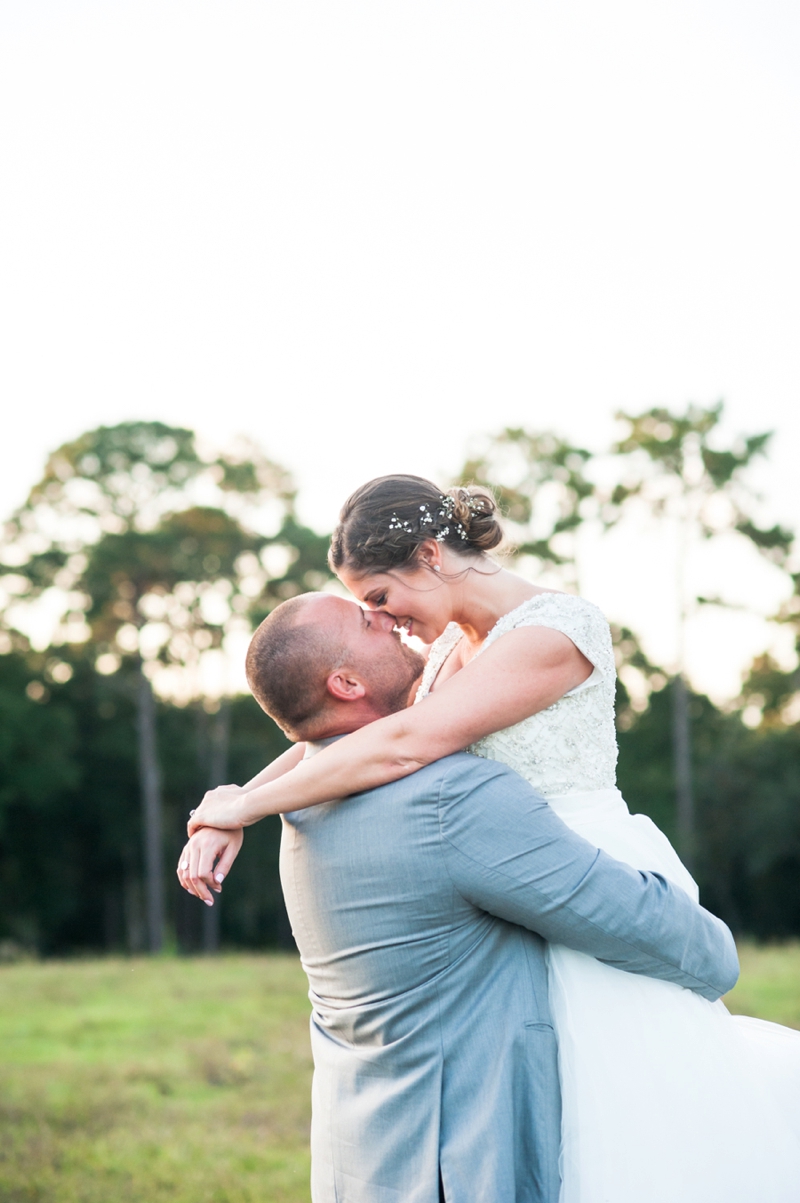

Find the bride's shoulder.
[
  {"left": 493, "top": 590, "right": 608, "bottom": 632},
  {"left": 483, "top": 591, "right": 614, "bottom": 665}
]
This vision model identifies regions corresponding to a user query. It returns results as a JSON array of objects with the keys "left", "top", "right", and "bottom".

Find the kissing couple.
[{"left": 180, "top": 474, "right": 800, "bottom": 1202}]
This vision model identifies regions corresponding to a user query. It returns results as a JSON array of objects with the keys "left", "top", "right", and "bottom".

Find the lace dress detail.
[
  {"left": 415, "top": 622, "right": 463, "bottom": 700},
  {"left": 416, "top": 593, "right": 618, "bottom": 797}
]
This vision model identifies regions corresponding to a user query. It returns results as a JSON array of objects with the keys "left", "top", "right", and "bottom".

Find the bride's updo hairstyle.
[{"left": 328, "top": 474, "right": 503, "bottom": 576}]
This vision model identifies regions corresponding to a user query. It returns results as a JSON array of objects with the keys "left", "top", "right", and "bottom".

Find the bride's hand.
[
  {"left": 187, "top": 784, "right": 249, "bottom": 836},
  {"left": 177, "top": 826, "right": 244, "bottom": 904}
]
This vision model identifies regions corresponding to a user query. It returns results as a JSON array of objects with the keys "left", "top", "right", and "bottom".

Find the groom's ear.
[{"left": 326, "top": 668, "right": 367, "bottom": 703}]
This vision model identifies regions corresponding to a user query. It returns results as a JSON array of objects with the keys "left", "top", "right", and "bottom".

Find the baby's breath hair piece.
[{"left": 329, "top": 475, "right": 503, "bottom": 576}]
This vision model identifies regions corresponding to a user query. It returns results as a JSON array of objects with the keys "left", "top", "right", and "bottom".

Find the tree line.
[{"left": 1, "top": 410, "right": 799, "bottom": 957}]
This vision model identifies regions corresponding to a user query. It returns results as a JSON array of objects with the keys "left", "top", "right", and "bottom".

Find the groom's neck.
[
  {"left": 308, "top": 704, "right": 387, "bottom": 740},
  {"left": 307, "top": 688, "right": 417, "bottom": 740}
]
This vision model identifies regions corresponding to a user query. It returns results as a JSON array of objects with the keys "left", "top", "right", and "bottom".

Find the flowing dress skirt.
[{"left": 546, "top": 787, "right": 800, "bottom": 1203}]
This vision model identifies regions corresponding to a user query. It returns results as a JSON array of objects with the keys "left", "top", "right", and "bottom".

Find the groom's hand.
[{"left": 177, "top": 826, "right": 244, "bottom": 905}]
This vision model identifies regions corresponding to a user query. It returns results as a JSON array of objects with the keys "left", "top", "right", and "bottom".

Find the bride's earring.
[{"left": 433, "top": 565, "right": 441, "bottom": 572}]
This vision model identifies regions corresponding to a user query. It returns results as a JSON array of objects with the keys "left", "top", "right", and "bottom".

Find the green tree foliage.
[
  {"left": 3, "top": 416, "right": 800, "bottom": 954},
  {"left": 736, "top": 571, "right": 800, "bottom": 732},
  {"left": 617, "top": 680, "right": 800, "bottom": 939},
  {"left": 456, "top": 428, "right": 594, "bottom": 587},
  {"left": 604, "top": 404, "right": 800, "bottom": 927},
  {"left": 608, "top": 401, "right": 794, "bottom": 869},
  {"left": 609, "top": 401, "right": 791, "bottom": 563},
  {"left": 6, "top": 422, "right": 293, "bottom": 544},
  {"left": 0, "top": 423, "right": 332, "bottom": 956},
  {"left": 456, "top": 409, "right": 800, "bottom": 906},
  {"left": 0, "top": 647, "right": 293, "bottom": 954}
]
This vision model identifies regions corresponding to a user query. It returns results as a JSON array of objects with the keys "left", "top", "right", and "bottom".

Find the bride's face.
[{"left": 338, "top": 560, "right": 451, "bottom": 645}]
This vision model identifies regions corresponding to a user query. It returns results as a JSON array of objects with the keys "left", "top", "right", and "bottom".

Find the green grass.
[
  {"left": 0, "top": 955, "right": 313, "bottom": 1203},
  {"left": 725, "top": 941, "right": 800, "bottom": 1029},
  {"left": 0, "top": 944, "right": 798, "bottom": 1203}
]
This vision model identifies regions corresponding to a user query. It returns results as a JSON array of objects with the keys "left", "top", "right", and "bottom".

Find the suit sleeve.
[{"left": 436, "top": 756, "right": 738, "bottom": 1001}]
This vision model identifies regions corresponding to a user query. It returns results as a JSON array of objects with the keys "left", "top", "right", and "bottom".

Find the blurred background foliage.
[{"left": 2, "top": 412, "right": 800, "bottom": 956}]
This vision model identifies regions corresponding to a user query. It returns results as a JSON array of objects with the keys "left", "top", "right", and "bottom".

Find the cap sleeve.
[{"left": 479, "top": 593, "right": 616, "bottom": 693}]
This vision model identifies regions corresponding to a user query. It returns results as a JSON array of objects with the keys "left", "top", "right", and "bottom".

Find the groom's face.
[{"left": 312, "top": 596, "right": 424, "bottom": 715}]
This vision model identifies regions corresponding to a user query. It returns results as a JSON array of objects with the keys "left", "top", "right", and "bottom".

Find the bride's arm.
[
  {"left": 187, "top": 626, "right": 591, "bottom": 832},
  {"left": 241, "top": 742, "right": 306, "bottom": 789},
  {"left": 188, "top": 741, "right": 306, "bottom": 812},
  {"left": 175, "top": 745, "right": 307, "bottom": 904}
]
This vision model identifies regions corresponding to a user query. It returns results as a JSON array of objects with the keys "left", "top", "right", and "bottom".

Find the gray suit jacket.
[{"left": 280, "top": 749, "right": 738, "bottom": 1203}]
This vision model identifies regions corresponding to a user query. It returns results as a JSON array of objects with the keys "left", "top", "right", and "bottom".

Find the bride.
[{"left": 183, "top": 474, "right": 800, "bottom": 1201}]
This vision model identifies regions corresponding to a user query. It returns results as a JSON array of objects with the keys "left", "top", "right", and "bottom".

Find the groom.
[{"left": 187, "top": 593, "right": 739, "bottom": 1203}]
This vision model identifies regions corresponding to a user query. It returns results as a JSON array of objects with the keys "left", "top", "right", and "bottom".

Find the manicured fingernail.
[
  {"left": 215, "top": 873, "right": 224, "bottom": 883},
  {"left": 204, "top": 898, "right": 213, "bottom": 907}
]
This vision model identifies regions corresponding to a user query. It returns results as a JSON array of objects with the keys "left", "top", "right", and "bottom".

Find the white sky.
[{"left": 1, "top": 0, "right": 799, "bottom": 700}]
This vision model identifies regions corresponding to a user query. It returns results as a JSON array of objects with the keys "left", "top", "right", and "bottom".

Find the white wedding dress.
[{"left": 416, "top": 593, "right": 800, "bottom": 1203}]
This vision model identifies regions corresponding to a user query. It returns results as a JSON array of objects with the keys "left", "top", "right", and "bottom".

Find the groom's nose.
[{"left": 372, "top": 610, "right": 399, "bottom": 633}]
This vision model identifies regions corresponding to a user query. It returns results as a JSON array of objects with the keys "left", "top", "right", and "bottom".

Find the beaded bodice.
[{"left": 414, "top": 593, "right": 618, "bottom": 798}]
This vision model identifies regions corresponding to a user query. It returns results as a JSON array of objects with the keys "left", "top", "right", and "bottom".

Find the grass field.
[
  {"left": 1, "top": 944, "right": 798, "bottom": 1203},
  {"left": 0, "top": 955, "right": 312, "bottom": 1203}
]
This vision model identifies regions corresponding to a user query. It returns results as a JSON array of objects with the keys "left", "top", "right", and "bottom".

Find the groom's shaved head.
[
  {"left": 246, "top": 595, "right": 348, "bottom": 739},
  {"left": 246, "top": 592, "right": 424, "bottom": 740}
]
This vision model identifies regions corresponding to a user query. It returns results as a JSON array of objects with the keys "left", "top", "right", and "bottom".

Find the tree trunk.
[
  {"left": 202, "top": 701, "right": 230, "bottom": 954},
  {"left": 672, "top": 673, "right": 695, "bottom": 873},
  {"left": 136, "top": 668, "right": 165, "bottom": 953}
]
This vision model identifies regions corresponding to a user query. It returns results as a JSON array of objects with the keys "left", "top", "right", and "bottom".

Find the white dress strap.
[
  {"left": 414, "top": 623, "right": 463, "bottom": 703},
  {"left": 477, "top": 592, "right": 615, "bottom": 690}
]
